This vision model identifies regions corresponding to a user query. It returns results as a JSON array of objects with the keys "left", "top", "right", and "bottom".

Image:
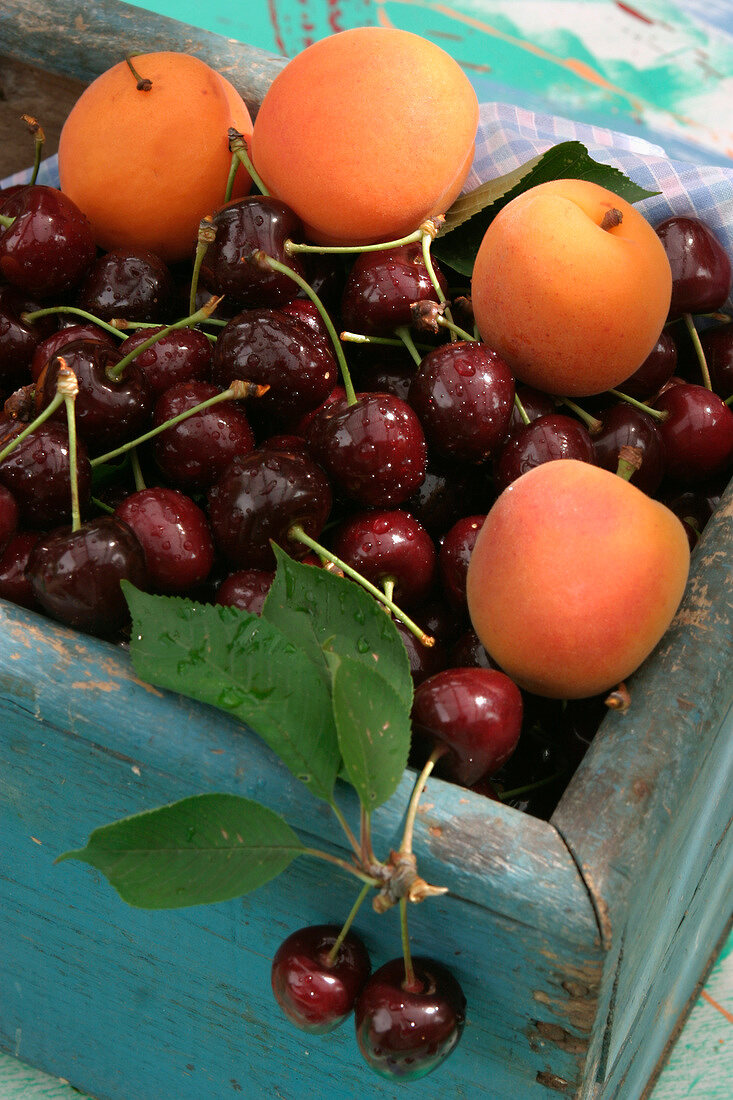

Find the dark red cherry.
[
  {"left": 280, "top": 297, "right": 333, "bottom": 344},
  {"left": 0, "top": 529, "right": 42, "bottom": 610},
  {"left": 0, "top": 420, "right": 92, "bottom": 528},
  {"left": 494, "top": 413, "right": 596, "bottom": 492},
  {"left": 355, "top": 957, "right": 466, "bottom": 1080},
  {"left": 0, "top": 483, "right": 18, "bottom": 551},
  {"left": 200, "top": 195, "right": 306, "bottom": 308},
  {"left": 510, "top": 385, "right": 556, "bottom": 431},
  {"left": 152, "top": 381, "right": 255, "bottom": 491},
  {"left": 306, "top": 391, "right": 427, "bottom": 508},
  {"left": 114, "top": 487, "right": 215, "bottom": 593},
  {"left": 0, "top": 303, "right": 41, "bottom": 391},
  {"left": 272, "top": 924, "right": 371, "bottom": 1034},
  {"left": 655, "top": 216, "right": 732, "bottom": 319},
  {"left": 0, "top": 185, "right": 96, "bottom": 297},
  {"left": 616, "top": 330, "right": 678, "bottom": 400},
  {"left": 405, "top": 457, "right": 493, "bottom": 537},
  {"left": 26, "top": 516, "right": 148, "bottom": 636},
  {"left": 592, "top": 404, "right": 665, "bottom": 495},
  {"left": 215, "top": 568, "right": 275, "bottom": 615},
  {"left": 408, "top": 341, "right": 514, "bottom": 463},
  {"left": 653, "top": 382, "right": 733, "bottom": 483},
  {"left": 449, "top": 629, "right": 500, "bottom": 672},
  {"left": 30, "top": 323, "right": 116, "bottom": 383},
  {"left": 438, "top": 515, "right": 485, "bottom": 611},
  {"left": 412, "top": 667, "right": 523, "bottom": 785},
  {"left": 340, "top": 244, "right": 448, "bottom": 337},
  {"left": 116, "top": 326, "right": 213, "bottom": 398},
  {"left": 330, "top": 509, "right": 436, "bottom": 608},
  {"left": 77, "top": 248, "right": 176, "bottom": 323},
  {"left": 207, "top": 448, "right": 332, "bottom": 569},
  {"left": 699, "top": 324, "right": 733, "bottom": 400}
]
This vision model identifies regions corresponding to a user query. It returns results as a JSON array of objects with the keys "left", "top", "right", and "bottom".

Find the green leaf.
[
  {"left": 123, "top": 584, "right": 341, "bottom": 801},
  {"left": 57, "top": 793, "right": 304, "bottom": 908},
  {"left": 434, "top": 141, "right": 660, "bottom": 276},
  {"left": 327, "top": 652, "right": 412, "bottom": 812},
  {"left": 262, "top": 546, "right": 413, "bottom": 712}
]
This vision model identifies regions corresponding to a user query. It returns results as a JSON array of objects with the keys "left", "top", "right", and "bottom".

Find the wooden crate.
[{"left": 1, "top": 3, "right": 732, "bottom": 1097}]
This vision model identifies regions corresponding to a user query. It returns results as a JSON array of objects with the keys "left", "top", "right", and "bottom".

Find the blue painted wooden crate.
[{"left": 1, "top": 3, "right": 732, "bottom": 1097}]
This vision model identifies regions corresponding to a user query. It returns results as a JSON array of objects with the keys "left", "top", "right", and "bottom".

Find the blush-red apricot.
[{"left": 465, "top": 460, "right": 690, "bottom": 699}]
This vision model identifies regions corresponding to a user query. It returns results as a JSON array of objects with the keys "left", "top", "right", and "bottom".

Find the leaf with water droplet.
[
  {"left": 263, "top": 546, "right": 412, "bottom": 711},
  {"left": 57, "top": 793, "right": 304, "bottom": 908},
  {"left": 122, "top": 583, "right": 340, "bottom": 801},
  {"left": 326, "top": 651, "right": 411, "bottom": 812}
]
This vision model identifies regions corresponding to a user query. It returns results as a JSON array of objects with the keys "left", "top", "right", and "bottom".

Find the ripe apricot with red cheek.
[
  {"left": 465, "top": 460, "right": 690, "bottom": 699},
  {"left": 471, "top": 179, "right": 672, "bottom": 397},
  {"left": 58, "top": 52, "right": 253, "bottom": 262},
  {"left": 250, "top": 27, "right": 478, "bottom": 246}
]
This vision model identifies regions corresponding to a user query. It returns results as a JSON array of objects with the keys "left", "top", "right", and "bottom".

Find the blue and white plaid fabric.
[{"left": 5, "top": 101, "right": 733, "bottom": 309}]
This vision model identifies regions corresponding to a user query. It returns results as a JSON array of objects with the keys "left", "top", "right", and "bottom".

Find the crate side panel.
[{"left": 1, "top": 699, "right": 602, "bottom": 1100}]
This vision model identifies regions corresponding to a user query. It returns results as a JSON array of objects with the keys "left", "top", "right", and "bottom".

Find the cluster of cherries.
[{"left": 0, "top": 175, "right": 731, "bottom": 1077}]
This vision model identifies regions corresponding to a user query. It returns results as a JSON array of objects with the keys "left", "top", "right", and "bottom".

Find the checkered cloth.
[{"left": 4, "top": 101, "right": 733, "bottom": 309}]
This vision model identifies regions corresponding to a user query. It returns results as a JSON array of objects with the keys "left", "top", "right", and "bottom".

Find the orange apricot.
[
  {"left": 465, "top": 460, "right": 690, "bottom": 699},
  {"left": 471, "top": 179, "right": 672, "bottom": 397},
  {"left": 250, "top": 27, "right": 479, "bottom": 246},
  {"left": 58, "top": 52, "right": 253, "bottom": 263}
]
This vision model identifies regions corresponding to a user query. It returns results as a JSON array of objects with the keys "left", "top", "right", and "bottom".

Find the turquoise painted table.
[{"left": 0, "top": 3, "right": 731, "bottom": 1098}]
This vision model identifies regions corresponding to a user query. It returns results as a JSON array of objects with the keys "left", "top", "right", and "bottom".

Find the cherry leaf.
[
  {"left": 122, "top": 584, "right": 341, "bottom": 802},
  {"left": 57, "top": 793, "right": 304, "bottom": 908},
  {"left": 327, "top": 651, "right": 412, "bottom": 812},
  {"left": 262, "top": 546, "right": 413, "bottom": 712},
  {"left": 434, "top": 140, "right": 660, "bottom": 276}
]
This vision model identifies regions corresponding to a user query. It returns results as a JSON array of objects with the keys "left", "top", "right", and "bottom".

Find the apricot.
[
  {"left": 471, "top": 179, "right": 672, "bottom": 397},
  {"left": 465, "top": 460, "right": 690, "bottom": 699},
  {"left": 58, "top": 52, "right": 253, "bottom": 262},
  {"left": 250, "top": 27, "right": 479, "bottom": 246}
]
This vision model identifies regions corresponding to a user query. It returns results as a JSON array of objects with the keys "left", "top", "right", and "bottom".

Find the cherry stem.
[
  {"left": 227, "top": 128, "right": 269, "bottom": 196},
  {"left": 302, "top": 846, "right": 381, "bottom": 886},
  {"left": 436, "top": 315, "right": 476, "bottom": 342},
  {"left": 607, "top": 389, "right": 669, "bottom": 422},
  {"left": 399, "top": 897, "right": 422, "bottom": 993},
  {"left": 251, "top": 250, "right": 357, "bottom": 405},
  {"left": 57, "top": 364, "right": 81, "bottom": 532},
  {"left": 615, "top": 444, "right": 642, "bottom": 482},
  {"left": 22, "top": 115, "right": 45, "bottom": 186},
  {"left": 499, "top": 767, "right": 567, "bottom": 802},
  {"left": 683, "top": 312, "right": 713, "bottom": 391},
  {"left": 190, "top": 216, "right": 217, "bottom": 316},
  {"left": 339, "top": 331, "right": 434, "bottom": 353},
  {"left": 285, "top": 228, "right": 424, "bottom": 258},
  {"left": 125, "top": 54, "right": 153, "bottom": 91},
  {"left": 223, "top": 152, "right": 239, "bottom": 205},
  {"left": 514, "top": 391, "right": 531, "bottom": 426},
  {"left": 395, "top": 325, "right": 423, "bottom": 367},
  {"left": 325, "top": 883, "right": 372, "bottom": 967},
  {"left": 130, "top": 448, "right": 146, "bottom": 492},
  {"left": 90, "top": 379, "right": 268, "bottom": 467},
  {"left": 361, "top": 806, "right": 376, "bottom": 866},
  {"left": 0, "top": 214, "right": 14, "bottom": 230},
  {"left": 725, "top": 394, "right": 733, "bottom": 407},
  {"left": 288, "top": 523, "right": 435, "bottom": 647},
  {"left": 106, "top": 296, "right": 223, "bottom": 382},
  {"left": 420, "top": 225, "right": 458, "bottom": 340},
  {"left": 91, "top": 496, "right": 114, "bottom": 515},
  {"left": 21, "top": 305, "right": 127, "bottom": 340},
  {"left": 400, "top": 746, "right": 448, "bottom": 857},
  {"left": 328, "top": 799, "right": 362, "bottom": 862},
  {"left": 558, "top": 397, "right": 602, "bottom": 433},
  {"left": 0, "top": 389, "right": 65, "bottom": 465}
]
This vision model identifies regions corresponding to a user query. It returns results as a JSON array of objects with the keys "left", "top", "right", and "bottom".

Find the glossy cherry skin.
[
  {"left": 438, "top": 515, "right": 486, "bottom": 611},
  {"left": 330, "top": 509, "right": 436, "bottom": 608},
  {"left": 116, "top": 326, "right": 213, "bottom": 398},
  {"left": 0, "top": 420, "right": 92, "bottom": 528},
  {"left": 494, "top": 413, "right": 596, "bottom": 492},
  {"left": 0, "top": 484, "right": 18, "bottom": 551},
  {"left": 408, "top": 341, "right": 514, "bottom": 463},
  {"left": 340, "top": 243, "right": 448, "bottom": 337},
  {"left": 114, "top": 487, "right": 215, "bottom": 593},
  {"left": 0, "top": 302, "right": 45, "bottom": 391},
  {"left": 152, "top": 381, "right": 255, "bottom": 492},
  {"left": 26, "top": 516, "right": 148, "bottom": 636},
  {"left": 355, "top": 957, "right": 466, "bottom": 1080},
  {"left": 396, "top": 619, "right": 449, "bottom": 687},
  {"left": 271, "top": 924, "right": 371, "bottom": 1034},
  {"left": 200, "top": 195, "right": 306, "bottom": 308},
  {"left": 405, "top": 457, "right": 493, "bottom": 538},
  {"left": 211, "top": 308, "right": 337, "bottom": 429},
  {"left": 0, "top": 185, "right": 96, "bottom": 297},
  {"left": 509, "top": 384, "right": 556, "bottom": 431},
  {"left": 412, "top": 666, "right": 523, "bottom": 785},
  {"left": 77, "top": 248, "right": 176, "bottom": 323},
  {"left": 36, "top": 339, "right": 153, "bottom": 453},
  {"left": 699, "top": 324, "right": 733, "bottom": 400},
  {"left": 592, "top": 404, "right": 665, "bottom": 495},
  {"left": 306, "top": 391, "right": 427, "bottom": 508},
  {"left": 215, "top": 568, "right": 275, "bottom": 615},
  {"left": 0, "top": 530, "right": 42, "bottom": 610},
  {"left": 30, "top": 323, "right": 116, "bottom": 383},
  {"left": 655, "top": 216, "right": 732, "bottom": 319},
  {"left": 653, "top": 382, "right": 733, "bottom": 483},
  {"left": 616, "top": 330, "right": 677, "bottom": 400},
  {"left": 207, "top": 448, "right": 332, "bottom": 570}
]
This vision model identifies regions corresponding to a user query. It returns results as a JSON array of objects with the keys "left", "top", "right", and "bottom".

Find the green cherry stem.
[
  {"left": 227, "top": 128, "right": 269, "bottom": 196},
  {"left": 328, "top": 799, "right": 363, "bottom": 862},
  {"left": 288, "top": 523, "right": 435, "bottom": 647},
  {"left": 558, "top": 397, "right": 602, "bottom": 433},
  {"left": 58, "top": 365, "right": 81, "bottom": 532},
  {"left": 285, "top": 228, "right": 425, "bottom": 258},
  {"left": 22, "top": 115, "right": 45, "bottom": 186},
  {"left": 499, "top": 768, "right": 567, "bottom": 802},
  {"left": 90, "top": 379, "right": 268, "bottom": 467},
  {"left": 20, "top": 305, "right": 128, "bottom": 339},
  {"left": 339, "top": 331, "right": 434, "bottom": 353},
  {"left": 395, "top": 325, "right": 423, "bottom": 367},
  {"left": 0, "top": 213, "right": 13, "bottom": 229},
  {"left": 223, "top": 151, "right": 239, "bottom": 205},
  {"left": 91, "top": 496, "right": 115, "bottom": 515},
  {"left": 130, "top": 448, "right": 146, "bottom": 492},
  {"left": 615, "top": 444, "right": 642, "bottom": 482},
  {"left": 251, "top": 250, "right": 357, "bottom": 405},
  {"left": 190, "top": 216, "right": 217, "bottom": 316},
  {"left": 607, "top": 389, "right": 669, "bottom": 422},
  {"left": 399, "top": 745, "right": 448, "bottom": 857},
  {"left": 326, "top": 883, "right": 372, "bottom": 967},
  {"left": 514, "top": 391, "right": 531, "bottom": 426},
  {"left": 436, "top": 315, "right": 476, "bottom": 343},
  {"left": 106, "top": 296, "right": 224, "bottom": 382},
  {"left": 399, "top": 896, "right": 422, "bottom": 993},
  {"left": 301, "top": 846, "right": 381, "bottom": 887},
  {"left": 0, "top": 391, "right": 66, "bottom": 465},
  {"left": 361, "top": 806, "right": 377, "bottom": 867},
  {"left": 683, "top": 312, "right": 713, "bottom": 391}
]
